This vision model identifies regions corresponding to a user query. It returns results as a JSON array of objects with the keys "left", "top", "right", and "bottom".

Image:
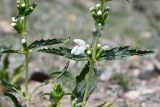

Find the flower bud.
[
  {"left": 103, "top": 12, "right": 108, "bottom": 19},
  {"left": 29, "top": 49, "right": 32, "bottom": 52},
  {"left": 86, "top": 44, "right": 90, "bottom": 48},
  {"left": 87, "top": 50, "right": 92, "bottom": 55},
  {"left": 21, "top": 39, "right": 26, "bottom": 44},
  {"left": 90, "top": 7, "right": 94, "bottom": 12},
  {"left": 98, "top": 23, "right": 102, "bottom": 27},
  {"left": 21, "top": 3, "right": 25, "bottom": 8},
  {"left": 106, "top": 6, "right": 110, "bottom": 11},
  {"left": 97, "top": 44, "right": 101, "bottom": 47},
  {"left": 11, "top": 23, "right": 16, "bottom": 27},
  {"left": 12, "top": 17, "right": 16, "bottom": 22},
  {"left": 51, "top": 83, "right": 64, "bottom": 101},
  {"left": 96, "top": 3, "right": 101, "bottom": 8},
  {"left": 16, "top": 1, "right": 20, "bottom": 3},
  {"left": 30, "top": 7, "right": 33, "bottom": 10},
  {"left": 21, "top": 16, "right": 24, "bottom": 20},
  {"left": 97, "top": 10, "right": 102, "bottom": 16}
]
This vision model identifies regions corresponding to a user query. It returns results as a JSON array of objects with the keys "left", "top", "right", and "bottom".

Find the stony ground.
[{"left": 0, "top": 0, "right": 160, "bottom": 107}]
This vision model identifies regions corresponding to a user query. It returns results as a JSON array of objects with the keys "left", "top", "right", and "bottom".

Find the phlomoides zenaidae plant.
[{"left": 0, "top": 0, "right": 153, "bottom": 107}]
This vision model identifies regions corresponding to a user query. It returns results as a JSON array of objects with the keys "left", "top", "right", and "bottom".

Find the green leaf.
[
  {"left": 28, "top": 38, "right": 69, "bottom": 49},
  {"left": 0, "top": 54, "right": 9, "bottom": 80},
  {"left": 49, "top": 71, "right": 76, "bottom": 89},
  {"left": 31, "top": 61, "right": 70, "bottom": 94},
  {"left": 0, "top": 46, "right": 20, "bottom": 57},
  {"left": 0, "top": 79, "right": 19, "bottom": 93},
  {"left": 11, "top": 62, "right": 24, "bottom": 85},
  {"left": 101, "top": 46, "right": 153, "bottom": 60},
  {"left": 4, "top": 92, "right": 22, "bottom": 107},
  {"left": 96, "top": 101, "right": 113, "bottom": 107},
  {"left": 72, "top": 62, "right": 98, "bottom": 103},
  {"left": 38, "top": 47, "right": 88, "bottom": 61},
  {"left": 2, "top": 54, "right": 9, "bottom": 71}
]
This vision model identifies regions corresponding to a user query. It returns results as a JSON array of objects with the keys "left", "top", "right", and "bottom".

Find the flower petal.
[
  {"left": 71, "top": 46, "right": 85, "bottom": 55},
  {"left": 73, "top": 39, "right": 86, "bottom": 47}
]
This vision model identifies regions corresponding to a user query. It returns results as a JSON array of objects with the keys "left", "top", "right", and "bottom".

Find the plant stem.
[
  {"left": 82, "top": 60, "right": 94, "bottom": 107},
  {"left": 25, "top": 0, "right": 29, "bottom": 7},
  {"left": 82, "top": 1, "right": 105, "bottom": 106},
  {"left": 24, "top": 51, "right": 29, "bottom": 106},
  {"left": 56, "top": 101, "right": 61, "bottom": 107},
  {"left": 23, "top": 0, "right": 30, "bottom": 106}
]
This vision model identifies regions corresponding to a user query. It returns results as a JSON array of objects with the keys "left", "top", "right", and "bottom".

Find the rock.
[
  {"left": 132, "top": 69, "right": 141, "bottom": 77},
  {"left": 127, "top": 55, "right": 142, "bottom": 69},
  {"left": 124, "top": 90, "right": 140, "bottom": 100},
  {"left": 141, "top": 89, "right": 155, "bottom": 95},
  {"left": 100, "top": 68, "right": 113, "bottom": 81},
  {"left": 155, "top": 50, "right": 160, "bottom": 61},
  {"left": 138, "top": 62, "right": 155, "bottom": 80}
]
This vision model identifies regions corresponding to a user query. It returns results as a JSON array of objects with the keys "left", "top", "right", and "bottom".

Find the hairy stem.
[
  {"left": 82, "top": 1, "right": 105, "bottom": 106},
  {"left": 25, "top": 0, "right": 29, "bottom": 7},
  {"left": 56, "top": 101, "right": 61, "bottom": 107},
  {"left": 23, "top": 0, "right": 30, "bottom": 106},
  {"left": 24, "top": 51, "right": 29, "bottom": 106},
  {"left": 82, "top": 60, "right": 94, "bottom": 107}
]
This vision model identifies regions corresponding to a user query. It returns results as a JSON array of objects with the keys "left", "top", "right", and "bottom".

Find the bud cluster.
[
  {"left": 11, "top": 16, "right": 25, "bottom": 34},
  {"left": 16, "top": 0, "right": 37, "bottom": 16},
  {"left": 11, "top": 0, "right": 37, "bottom": 34},
  {"left": 90, "top": 3, "right": 110, "bottom": 26},
  {"left": 51, "top": 83, "right": 64, "bottom": 101},
  {"left": 84, "top": 44, "right": 109, "bottom": 60}
]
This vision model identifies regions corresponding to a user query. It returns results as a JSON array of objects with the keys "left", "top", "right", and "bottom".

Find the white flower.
[
  {"left": 71, "top": 39, "right": 86, "bottom": 55},
  {"left": 97, "top": 10, "right": 102, "bottom": 16}
]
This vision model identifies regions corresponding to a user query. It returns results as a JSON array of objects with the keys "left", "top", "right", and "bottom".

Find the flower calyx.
[
  {"left": 21, "top": 39, "right": 29, "bottom": 53},
  {"left": 16, "top": 0, "right": 37, "bottom": 16},
  {"left": 90, "top": 3, "right": 110, "bottom": 27},
  {"left": 11, "top": 16, "right": 27, "bottom": 35},
  {"left": 51, "top": 83, "right": 64, "bottom": 102}
]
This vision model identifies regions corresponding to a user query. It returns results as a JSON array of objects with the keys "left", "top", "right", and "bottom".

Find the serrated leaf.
[
  {"left": 28, "top": 38, "right": 69, "bottom": 49},
  {"left": 0, "top": 79, "right": 19, "bottom": 93},
  {"left": 38, "top": 47, "right": 88, "bottom": 61},
  {"left": 0, "top": 46, "right": 20, "bottom": 57},
  {"left": 0, "top": 54, "right": 9, "bottom": 81},
  {"left": 4, "top": 92, "right": 22, "bottom": 107},
  {"left": 2, "top": 54, "right": 9, "bottom": 71},
  {"left": 72, "top": 62, "right": 98, "bottom": 103},
  {"left": 101, "top": 46, "right": 153, "bottom": 60},
  {"left": 11, "top": 63, "right": 24, "bottom": 85},
  {"left": 49, "top": 71, "right": 76, "bottom": 89},
  {"left": 32, "top": 61, "right": 70, "bottom": 94}
]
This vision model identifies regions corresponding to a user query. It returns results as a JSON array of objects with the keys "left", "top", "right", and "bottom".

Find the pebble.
[{"left": 124, "top": 90, "right": 141, "bottom": 100}]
